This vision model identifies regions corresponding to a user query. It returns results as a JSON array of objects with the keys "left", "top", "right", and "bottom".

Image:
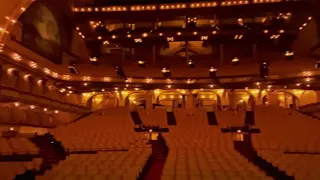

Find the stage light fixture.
[
  {"left": 161, "top": 67, "right": 171, "bottom": 77},
  {"left": 232, "top": 57, "right": 240, "bottom": 66},
  {"left": 259, "top": 61, "right": 270, "bottom": 78},
  {"left": 188, "top": 59, "right": 195, "bottom": 68},
  {"left": 138, "top": 60, "right": 146, "bottom": 68},
  {"left": 285, "top": 51, "right": 294, "bottom": 60},
  {"left": 209, "top": 67, "right": 217, "bottom": 78}
]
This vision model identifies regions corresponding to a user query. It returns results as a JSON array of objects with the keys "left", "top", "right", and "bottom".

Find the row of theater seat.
[
  {"left": 0, "top": 158, "right": 42, "bottom": 180},
  {"left": 0, "top": 137, "right": 39, "bottom": 155},
  {"left": 137, "top": 108, "right": 168, "bottom": 127},
  {"left": 36, "top": 149, "right": 151, "bottom": 180},
  {"left": 137, "top": 107, "right": 246, "bottom": 127},
  {"left": 252, "top": 106, "right": 320, "bottom": 180},
  {"left": 50, "top": 108, "right": 149, "bottom": 152},
  {"left": 162, "top": 148, "right": 271, "bottom": 180},
  {"left": 0, "top": 106, "right": 60, "bottom": 127},
  {"left": 258, "top": 150, "right": 320, "bottom": 180},
  {"left": 160, "top": 107, "right": 271, "bottom": 180}
]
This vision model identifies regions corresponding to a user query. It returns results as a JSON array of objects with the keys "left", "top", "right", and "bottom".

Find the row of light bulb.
[
  {"left": 98, "top": 29, "right": 291, "bottom": 42},
  {"left": 4, "top": 49, "right": 315, "bottom": 88},
  {"left": 14, "top": 102, "right": 59, "bottom": 113},
  {"left": 73, "top": 0, "right": 284, "bottom": 13}
]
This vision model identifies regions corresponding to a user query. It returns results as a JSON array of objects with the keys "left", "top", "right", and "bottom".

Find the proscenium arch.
[{"left": 86, "top": 92, "right": 120, "bottom": 109}]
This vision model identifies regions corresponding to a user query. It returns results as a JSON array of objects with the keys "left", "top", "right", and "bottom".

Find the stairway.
[
  {"left": 143, "top": 135, "right": 168, "bottom": 180},
  {"left": 166, "top": 112, "right": 177, "bottom": 125},
  {"left": 233, "top": 134, "right": 294, "bottom": 180},
  {"left": 29, "top": 134, "right": 66, "bottom": 172},
  {"left": 206, "top": 111, "right": 218, "bottom": 125},
  {"left": 130, "top": 111, "right": 143, "bottom": 125},
  {"left": 245, "top": 111, "right": 255, "bottom": 125}
]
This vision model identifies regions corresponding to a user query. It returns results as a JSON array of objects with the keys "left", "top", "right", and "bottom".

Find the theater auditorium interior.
[{"left": 1, "top": 0, "right": 320, "bottom": 180}]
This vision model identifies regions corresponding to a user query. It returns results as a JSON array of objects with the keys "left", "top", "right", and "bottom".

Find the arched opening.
[
  {"left": 157, "top": 91, "right": 183, "bottom": 111},
  {"left": 235, "top": 97, "right": 247, "bottom": 110},
  {"left": 262, "top": 95, "right": 268, "bottom": 105},
  {"left": 195, "top": 91, "right": 221, "bottom": 111},
  {"left": 125, "top": 92, "right": 146, "bottom": 109},
  {"left": 235, "top": 90, "right": 256, "bottom": 110},
  {"left": 271, "top": 91, "right": 300, "bottom": 109},
  {"left": 87, "top": 92, "right": 119, "bottom": 110}
]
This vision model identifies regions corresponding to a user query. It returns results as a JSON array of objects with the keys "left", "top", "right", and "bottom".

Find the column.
[
  {"left": 228, "top": 90, "right": 236, "bottom": 110},
  {"left": 185, "top": 41, "right": 189, "bottom": 64},
  {"left": 284, "top": 91, "right": 288, "bottom": 108},
  {"left": 316, "top": 91, "right": 320, "bottom": 102},
  {"left": 152, "top": 45, "right": 156, "bottom": 65},
  {"left": 121, "top": 48, "right": 125, "bottom": 64},
  {"left": 253, "top": 44, "right": 257, "bottom": 61},
  {"left": 220, "top": 44, "right": 224, "bottom": 64},
  {"left": 182, "top": 95, "right": 186, "bottom": 108},
  {"left": 185, "top": 94, "right": 194, "bottom": 109},
  {"left": 146, "top": 91, "right": 153, "bottom": 110}
]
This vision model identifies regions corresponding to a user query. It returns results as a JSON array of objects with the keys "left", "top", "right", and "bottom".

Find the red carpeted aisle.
[{"left": 144, "top": 140, "right": 167, "bottom": 180}]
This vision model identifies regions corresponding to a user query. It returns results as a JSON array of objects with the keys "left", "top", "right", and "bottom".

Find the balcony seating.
[
  {"left": 252, "top": 106, "right": 320, "bottom": 180},
  {"left": 159, "top": 107, "right": 270, "bottom": 180},
  {"left": 0, "top": 158, "right": 42, "bottom": 180},
  {"left": 36, "top": 149, "right": 151, "bottom": 180},
  {"left": 216, "top": 110, "right": 246, "bottom": 127},
  {"left": 50, "top": 107, "right": 150, "bottom": 152},
  {"left": 137, "top": 108, "right": 169, "bottom": 128},
  {"left": 0, "top": 106, "right": 61, "bottom": 127},
  {"left": 0, "top": 137, "right": 39, "bottom": 155},
  {"left": 161, "top": 128, "right": 270, "bottom": 180},
  {"left": 253, "top": 106, "right": 320, "bottom": 151}
]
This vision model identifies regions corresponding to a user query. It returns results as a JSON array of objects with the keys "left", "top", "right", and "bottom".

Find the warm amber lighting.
[
  {"left": 209, "top": 67, "right": 217, "bottom": 72},
  {"left": 146, "top": 78, "right": 153, "bottom": 83},
  {"left": 212, "top": 31, "right": 217, "bottom": 34},
  {"left": 201, "top": 36, "right": 208, "bottom": 40},
  {"left": 54, "top": 110, "right": 59, "bottom": 114},
  {"left": 90, "top": 57, "right": 97, "bottom": 62},
  {"left": 285, "top": 51, "right": 294, "bottom": 56},
  {"left": 14, "top": 102, "right": 20, "bottom": 107},
  {"left": 103, "top": 77, "right": 111, "bottom": 82},
  {"left": 43, "top": 108, "right": 47, "bottom": 112},
  {"left": 176, "top": 32, "right": 182, "bottom": 36},
  {"left": 30, "top": 105, "right": 35, "bottom": 109},
  {"left": 12, "top": 53, "right": 22, "bottom": 61},
  {"left": 103, "top": 41, "right": 109, "bottom": 45},
  {"left": 142, "top": 33, "right": 148, "bottom": 37},
  {"left": 167, "top": 37, "right": 174, "bottom": 41},
  {"left": 111, "top": 35, "right": 117, "bottom": 39},
  {"left": 134, "top": 38, "right": 142, "bottom": 43},
  {"left": 7, "top": 68, "right": 15, "bottom": 75}
]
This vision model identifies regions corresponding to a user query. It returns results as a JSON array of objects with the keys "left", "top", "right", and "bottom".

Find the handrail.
[{"left": 67, "top": 111, "right": 94, "bottom": 124}]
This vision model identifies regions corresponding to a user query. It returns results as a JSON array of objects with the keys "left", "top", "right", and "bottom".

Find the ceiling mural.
[{"left": 18, "top": 0, "right": 72, "bottom": 64}]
